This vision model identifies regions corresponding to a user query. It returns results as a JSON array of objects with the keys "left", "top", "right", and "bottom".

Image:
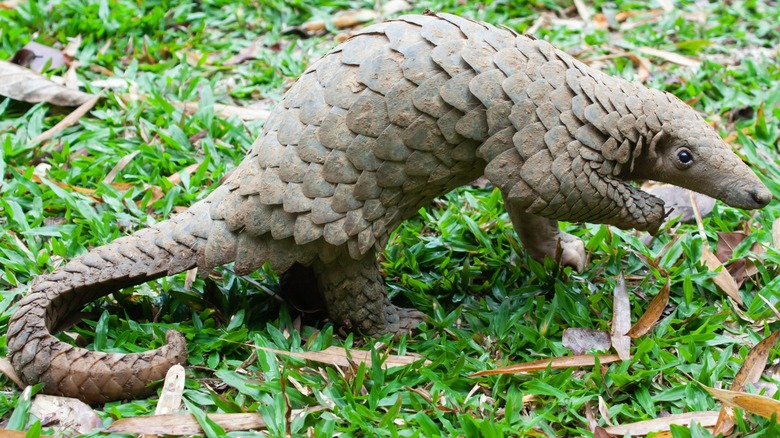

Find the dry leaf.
[
  {"left": 603, "top": 411, "right": 719, "bottom": 435},
  {"left": 712, "top": 406, "right": 735, "bottom": 436},
  {"left": 30, "top": 395, "right": 103, "bottom": 435},
  {"left": 184, "top": 268, "right": 198, "bottom": 290},
  {"left": 103, "top": 150, "right": 140, "bottom": 184},
  {"left": 614, "top": 9, "right": 664, "bottom": 22},
  {"left": 772, "top": 218, "right": 780, "bottom": 249},
  {"left": 0, "top": 0, "right": 23, "bottom": 9},
  {"left": 62, "top": 35, "right": 82, "bottom": 59},
  {"left": 381, "top": 0, "right": 411, "bottom": 16},
  {"left": 0, "top": 59, "right": 93, "bottom": 106},
  {"left": 710, "top": 318, "right": 777, "bottom": 434},
  {"left": 715, "top": 230, "right": 764, "bottom": 288},
  {"left": 690, "top": 192, "right": 744, "bottom": 306},
  {"left": 733, "top": 329, "right": 780, "bottom": 391},
  {"left": 656, "top": 0, "right": 675, "bottom": 11},
  {"left": 627, "top": 279, "right": 670, "bottom": 338},
  {"left": 0, "top": 357, "right": 25, "bottom": 388},
  {"left": 108, "top": 413, "right": 266, "bottom": 435},
  {"left": 155, "top": 364, "right": 185, "bottom": 415},
  {"left": 703, "top": 384, "right": 780, "bottom": 420},
  {"left": 643, "top": 185, "right": 716, "bottom": 223},
  {"left": 715, "top": 231, "right": 747, "bottom": 263},
  {"left": 175, "top": 101, "right": 270, "bottom": 121},
  {"left": 259, "top": 345, "right": 429, "bottom": 368},
  {"left": 611, "top": 274, "right": 631, "bottom": 360},
  {"left": 623, "top": 51, "right": 652, "bottom": 82},
  {"left": 0, "top": 432, "right": 32, "bottom": 438},
  {"left": 11, "top": 42, "right": 66, "bottom": 72},
  {"left": 599, "top": 395, "right": 614, "bottom": 427},
  {"left": 636, "top": 47, "right": 701, "bottom": 68},
  {"left": 592, "top": 13, "right": 609, "bottom": 30},
  {"left": 573, "top": 0, "right": 592, "bottom": 22},
  {"left": 29, "top": 89, "right": 104, "bottom": 145},
  {"left": 223, "top": 39, "right": 263, "bottom": 66},
  {"left": 470, "top": 354, "right": 622, "bottom": 377},
  {"left": 562, "top": 328, "right": 611, "bottom": 355},
  {"left": 585, "top": 402, "right": 598, "bottom": 432},
  {"left": 701, "top": 246, "right": 743, "bottom": 306},
  {"left": 301, "top": 9, "right": 376, "bottom": 33}
]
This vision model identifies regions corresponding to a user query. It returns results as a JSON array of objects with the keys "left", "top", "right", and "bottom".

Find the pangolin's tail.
[{"left": 6, "top": 198, "right": 214, "bottom": 404}]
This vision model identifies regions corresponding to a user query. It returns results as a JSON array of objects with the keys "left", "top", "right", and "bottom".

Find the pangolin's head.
[{"left": 628, "top": 91, "right": 772, "bottom": 210}]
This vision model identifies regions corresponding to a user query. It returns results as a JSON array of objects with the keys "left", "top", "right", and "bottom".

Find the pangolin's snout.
[{"left": 749, "top": 186, "right": 772, "bottom": 208}]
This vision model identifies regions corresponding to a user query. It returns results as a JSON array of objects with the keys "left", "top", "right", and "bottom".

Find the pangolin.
[{"left": 6, "top": 12, "right": 771, "bottom": 404}]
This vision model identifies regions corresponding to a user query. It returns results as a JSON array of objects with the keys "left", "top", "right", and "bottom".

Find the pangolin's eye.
[{"left": 677, "top": 149, "right": 693, "bottom": 165}]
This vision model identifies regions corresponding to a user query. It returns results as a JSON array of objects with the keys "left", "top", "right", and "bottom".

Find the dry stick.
[{"left": 29, "top": 88, "right": 105, "bottom": 146}]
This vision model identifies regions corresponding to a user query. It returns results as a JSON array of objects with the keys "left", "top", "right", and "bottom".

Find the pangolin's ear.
[{"left": 646, "top": 130, "right": 668, "bottom": 162}]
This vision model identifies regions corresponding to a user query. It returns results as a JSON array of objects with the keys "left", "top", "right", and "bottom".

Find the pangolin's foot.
[
  {"left": 557, "top": 231, "right": 586, "bottom": 272},
  {"left": 314, "top": 254, "right": 426, "bottom": 337},
  {"left": 503, "top": 203, "right": 587, "bottom": 272},
  {"left": 373, "top": 303, "right": 426, "bottom": 337}
]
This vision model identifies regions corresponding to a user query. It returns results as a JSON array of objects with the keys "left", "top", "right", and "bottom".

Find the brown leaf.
[
  {"left": 715, "top": 231, "right": 747, "bottom": 263},
  {"left": 773, "top": 218, "right": 780, "bottom": 249},
  {"left": 599, "top": 395, "right": 614, "bottom": 427},
  {"left": 689, "top": 192, "right": 744, "bottom": 306},
  {"left": 166, "top": 163, "right": 201, "bottom": 186},
  {"left": 703, "top": 384, "right": 780, "bottom": 420},
  {"left": 0, "top": 59, "right": 93, "bottom": 106},
  {"left": 0, "top": 432, "right": 33, "bottom": 438},
  {"left": 701, "top": 245, "right": 743, "bottom": 306},
  {"left": 380, "top": 0, "right": 411, "bottom": 16},
  {"left": 11, "top": 42, "right": 66, "bottom": 72},
  {"left": 733, "top": 329, "right": 780, "bottom": 391},
  {"left": 715, "top": 231, "right": 765, "bottom": 288},
  {"left": 300, "top": 9, "right": 376, "bottom": 34},
  {"left": 627, "top": 279, "right": 670, "bottom": 338},
  {"left": 30, "top": 395, "right": 103, "bottom": 435},
  {"left": 573, "top": 0, "right": 593, "bottom": 22},
  {"left": 611, "top": 274, "right": 631, "bottom": 360},
  {"left": 585, "top": 402, "right": 598, "bottom": 432},
  {"left": 259, "top": 345, "right": 429, "bottom": 368},
  {"left": 62, "top": 35, "right": 82, "bottom": 60},
  {"left": 0, "top": 0, "right": 23, "bottom": 9},
  {"left": 175, "top": 101, "right": 270, "bottom": 121},
  {"left": 224, "top": 39, "right": 263, "bottom": 66},
  {"left": 470, "top": 354, "right": 622, "bottom": 377},
  {"left": 103, "top": 150, "right": 140, "bottom": 184},
  {"left": 712, "top": 406, "right": 735, "bottom": 437},
  {"left": 636, "top": 47, "right": 701, "bottom": 68},
  {"left": 642, "top": 184, "right": 716, "bottom": 223},
  {"left": 562, "top": 328, "right": 611, "bottom": 355},
  {"left": 155, "top": 364, "right": 185, "bottom": 415},
  {"left": 603, "top": 411, "right": 719, "bottom": 435},
  {"left": 29, "top": 89, "right": 104, "bottom": 145},
  {"left": 108, "top": 413, "right": 267, "bottom": 434},
  {"left": 0, "top": 357, "right": 25, "bottom": 388},
  {"left": 623, "top": 51, "right": 652, "bottom": 82},
  {"left": 469, "top": 176, "right": 492, "bottom": 189},
  {"left": 614, "top": 9, "right": 664, "bottom": 22},
  {"left": 710, "top": 328, "right": 780, "bottom": 437}
]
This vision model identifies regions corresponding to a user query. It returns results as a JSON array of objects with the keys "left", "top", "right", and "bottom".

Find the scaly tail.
[{"left": 6, "top": 198, "right": 213, "bottom": 403}]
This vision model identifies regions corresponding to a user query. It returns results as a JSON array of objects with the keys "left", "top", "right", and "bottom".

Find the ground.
[{"left": 1, "top": 0, "right": 780, "bottom": 436}]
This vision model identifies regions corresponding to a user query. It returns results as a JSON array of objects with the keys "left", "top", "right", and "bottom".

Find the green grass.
[{"left": 2, "top": 0, "right": 780, "bottom": 436}]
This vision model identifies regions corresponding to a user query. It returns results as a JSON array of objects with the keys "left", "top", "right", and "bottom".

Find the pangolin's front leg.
[
  {"left": 312, "top": 256, "right": 425, "bottom": 336},
  {"left": 504, "top": 198, "right": 586, "bottom": 272}
]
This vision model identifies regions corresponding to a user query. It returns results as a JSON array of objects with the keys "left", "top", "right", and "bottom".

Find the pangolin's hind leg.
[
  {"left": 505, "top": 199, "right": 586, "bottom": 272},
  {"left": 312, "top": 256, "right": 425, "bottom": 336}
]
